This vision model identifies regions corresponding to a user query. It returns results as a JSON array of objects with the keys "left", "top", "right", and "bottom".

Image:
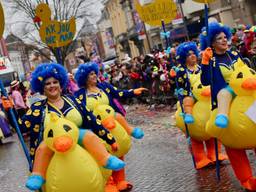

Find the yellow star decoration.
[
  {"left": 79, "top": 95, "right": 83, "bottom": 100},
  {"left": 33, "top": 124, "right": 40, "bottom": 132},
  {"left": 113, "top": 87, "right": 117, "bottom": 90},
  {"left": 231, "top": 51, "right": 238, "bottom": 56},
  {"left": 26, "top": 109, "right": 32, "bottom": 115},
  {"left": 107, "top": 133, "right": 113, "bottom": 140},
  {"left": 34, "top": 102, "right": 41, "bottom": 106},
  {"left": 18, "top": 118, "right": 22, "bottom": 125},
  {"left": 99, "top": 130, "right": 105, "bottom": 136},
  {"left": 178, "top": 77, "right": 182, "bottom": 82},
  {"left": 38, "top": 76, "right": 43, "bottom": 81},
  {"left": 106, "top": 88, "right": 110, "bottom": 93},
  {"left": 30, "top": 148, "right": 35, "bottom": 155},
  {"left": 180, "top": 68, "right": 184, "bottom": 71},
  {"left": 76, "top": 98, "right": 81, "bottom": 104},
  {"left": 34, "top": 139, "right": 38, "bottom": 146},
  {"left": 96, "top": 119, "right": 101, "bottom": 125},
  {"left": 183, "top": 90, "right": 188, "bottom": 95},
  {"left": 119, "top": 92, "right": 123, "bottom": 97},
  {"left": 25, "top": 121, "right": 31, "bottom": 128},
  {"left": 87, "top": 116, "right": 91, "bottom": 121},
  {"left": 33, "top": 109, "right": 40, "bottom": 117},
  {"left": 183, "top": 74, "right": 187, "bottom": 78}
]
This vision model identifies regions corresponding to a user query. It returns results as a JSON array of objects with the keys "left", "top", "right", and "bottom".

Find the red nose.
[{"left": 33, "top": 16, "right": 41, "bottom": 23}]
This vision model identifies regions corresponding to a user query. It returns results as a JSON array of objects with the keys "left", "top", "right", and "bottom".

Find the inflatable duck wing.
[
  {"left": 93, "top": 104, "right": 132, "bottom": 157},
  {"left": 34, "top": 3, "right": 76, "bottom": 47},
  {"left": 175, "top": 73, "right": 211, "bottom": 141},
  {"left": 206, "top": 59, "right": 256, "bottom": 148},
  {"left": 44, "top": 113, "right": 104, "bottom": 192}
]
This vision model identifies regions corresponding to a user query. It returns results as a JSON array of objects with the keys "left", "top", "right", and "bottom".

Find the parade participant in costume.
[
  {"left": 200, "top": 22, "right": 239, "bottom": 128},
  {"left": 20, "top": 63, "right": 125, "bottom": 191},
  {"left": 201, "top": 22, "right": 256, "bottom": 191},
  {"left": 75, "top": 62, "right": 146, "bottom": 191},
  {"left": 173, "top": 42, "right": 200, "bottom": 124},
  {"left": 205, "top": 59, "right": 256, "bottom": 191},
  {"left": 173, "top": 42, "right": 227, "bottom": 169}
]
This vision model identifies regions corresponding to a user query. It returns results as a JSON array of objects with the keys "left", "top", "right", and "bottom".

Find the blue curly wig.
[
  {"left": 75, "top": 62, "right": 99, "bottom": 88},
  {"left": 199, "top": 22, "right": 232, "bottom": 51},
  {"left": 176, "top": 42, "right": 199, "bottom": 65},
  {"left": 31, "top": 63, "right": 68, "bottom": 94}
]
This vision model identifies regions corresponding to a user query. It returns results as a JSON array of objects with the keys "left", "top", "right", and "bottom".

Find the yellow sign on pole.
[
  {"left": 135, "top": 0, "right": 177, "bottom": 27},
  {"left": 0, "top": 2, "right": 5, "bottom": 38},
  {"left": 192, "top": 0, "right": 216, "bottom": 3},
  {"left": 34, "top": 3, "right": 76, "bottom": 48}
]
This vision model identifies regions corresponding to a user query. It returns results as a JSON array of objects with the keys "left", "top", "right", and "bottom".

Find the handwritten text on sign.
[
  {"left": 135, "top": 0, "right": 177, "bottom": 27},
  {"left": 44, "top": 23, "right": 74, "bottom": 46}
]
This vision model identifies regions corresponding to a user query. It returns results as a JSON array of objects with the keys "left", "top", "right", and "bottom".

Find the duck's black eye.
[
  {"left": 48, "top": 129, "right": 53, "bottom": 138},
  {"left": 106, "top": 109, "right": 111, "bottom": 113},
  {"left": 197, "top": 84, "right": 203, "bottom": 89},
  {"left": 63, "top": 125, "right": 72, "bottom": 132},
  {"left": 236, "top": 72, "right": 243, "bottom": 79},
  {"left": 97, "top": 115, "right": 101, "bottom": 121},
  {"left": 250, "top": 69, "right": 256, "bottom": 75},
  {"left": 191, "top": 86, "right": 193, "bottom": 90},
  {"left": 40, "top": 9, "right": 43, "bottom": 12}
]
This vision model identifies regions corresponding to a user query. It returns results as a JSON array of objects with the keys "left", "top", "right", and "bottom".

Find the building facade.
[
  {"left": 102, "top": 0, "right": 150, "bottom": 61},
  {"left": 97, "top": 8, "right": 116, "bottom": 60}
]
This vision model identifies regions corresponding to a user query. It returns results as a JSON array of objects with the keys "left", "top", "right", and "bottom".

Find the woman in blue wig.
[
  {"left": 74, "top": 61, "right": 147, "bottom": 191},
  {"left": 174, "top": 42, "right": 200, "bottom": 124},
  {"left": 199, "top": 22, "right": 256, "bottom": 190},
  {"left": 200, "top": 22, "right": 237, "bottom": 128},
  {"left": 20, "top": 63, "right": 125, "bottom": 191},
  {"left": 172, "top": 42, "right": 227, "bottom": 169}
]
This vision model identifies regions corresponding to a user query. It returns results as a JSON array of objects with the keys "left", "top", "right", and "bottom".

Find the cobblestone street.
[{"left": 0, "top": 104, "right": 253, "bottom": 191}]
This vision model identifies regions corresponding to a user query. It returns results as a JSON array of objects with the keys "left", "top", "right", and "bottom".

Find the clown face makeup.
[{"left": 212, "top": 32, "right": 228, "bottom": 54}]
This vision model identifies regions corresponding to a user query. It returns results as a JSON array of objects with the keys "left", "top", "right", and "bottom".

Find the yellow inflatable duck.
[
  {"left": 43, "top": 113, "right": 105, "bottom": 192},
  {"left": 175, "top": 73, "right": 227, "bottom": 169},
  {"left": 34, "top": 3, "right": 76, "bottom": 47},
  {"left": 175, "top": 73, "right": 211, "bottom": 141},
  {"left": 206, "top": 59, "right": 256, "bottom": 191},
  {"left": 0, "top": 2, "right": 4, "bottom": 38},
  {"left": 93, "top": 104, "right": 132, "bottom": 158},
  {"left": 206, "top": 59, "right": 256, "bottom": 149}
]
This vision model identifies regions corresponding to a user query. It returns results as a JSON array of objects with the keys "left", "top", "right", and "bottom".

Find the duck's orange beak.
[
  {"left": 33, "top": 16, "right": 41, "bottom": 23},
  {"left": 242, "top": 78, "right": 256, "bottom": 90},
  {"left": 53, "top": 136, "right": 73, "bottom": 153},
  {"left": 201, "top": 87, "right": 211, "bottom": 97},
  {"left": 101, "top": 116, "right": 116, "bottom": 130}
]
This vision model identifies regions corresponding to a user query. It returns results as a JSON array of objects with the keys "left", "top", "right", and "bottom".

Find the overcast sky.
[{"left": 1, "top": 0, "right": 103, "bottom": 42}]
